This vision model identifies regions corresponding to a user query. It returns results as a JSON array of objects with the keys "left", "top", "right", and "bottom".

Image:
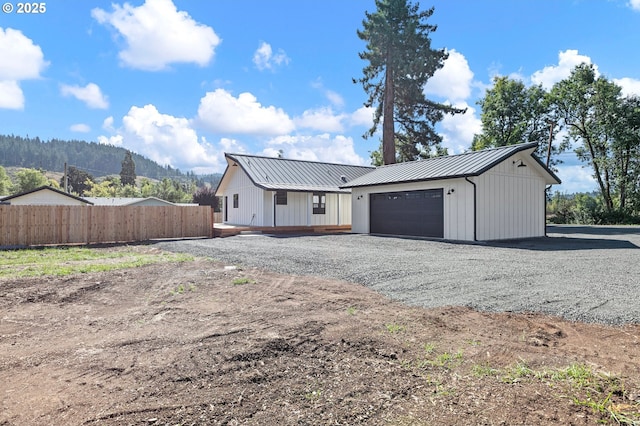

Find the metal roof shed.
[{"left": 341, "top": 143, "right": 561, "bottom": 241}]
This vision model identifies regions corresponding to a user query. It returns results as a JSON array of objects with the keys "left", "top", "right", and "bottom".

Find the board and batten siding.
[
  {"left": 350, "top": 178, "right": 475, "bottom": 241},
  {"left": 475, "top": 155, "right": 546, "bottom": 240},
  {"left": 267, "top": 192, "right": 352, "bottom": 227},
  {"left": 223, "top": 166, "right": 265, "bottom": 226},
  {"left": 220, "top": 165, "right": 353, "bottom": 227}
]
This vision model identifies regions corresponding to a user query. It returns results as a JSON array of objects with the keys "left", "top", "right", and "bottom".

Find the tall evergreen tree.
[
  {"left": 61, "top": 166, "right": 94, "bottom": 196},
  {"left": 355, "top": 0, "right": 463, "bottom": 164},
  {"left": 120, "top": 150, "right": 137, "bottom": 186}
]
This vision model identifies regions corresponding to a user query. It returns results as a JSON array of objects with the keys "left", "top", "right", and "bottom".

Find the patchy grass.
[
  {"left": 0, "top": 246, "right": 193, "bottom": 278},
  {"left": 232, "top": 277, "right": 255, "bottom": 285},
  {"left": 384, "top": 323, "right": 406, "bottom": 334},
  {"left": 170, "top": 283, "right": 197, "bottom": 296}
]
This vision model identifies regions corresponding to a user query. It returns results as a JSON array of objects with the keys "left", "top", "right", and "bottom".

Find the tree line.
[
  {"left": 356, "top": 0, "right": 640, "bottom": 224},
  {"left": 1, "top": 152, "right": 220, "bottom": 210},
  {"left": 0, "top": 134, "right": 220, "bottom": 188},
  {"left": 474, "top": 65, "right": 640, "bottom": 224}
]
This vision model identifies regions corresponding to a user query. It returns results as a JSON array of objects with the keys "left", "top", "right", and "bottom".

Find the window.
[
  {"left": 312, "top": 192, "right": 326, "bottom": 214},
  {"left": 276, "top": 190, "right": 288, "bottom": 205},
  {"left": 233, "top": 193, "right": 238, "bottom": 208}
]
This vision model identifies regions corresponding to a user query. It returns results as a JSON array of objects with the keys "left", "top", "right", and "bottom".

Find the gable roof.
[
  {"left": 1, "top": 186, "right": 93, "bottom": 204},
  {"left": 217, "top": 153, "right": 375, "bottom": 194},
  {"left": 84, "top": 196, "right": 176, "bottom": 206},
  {"left": 341, "top": 142, "right": 561, "bottom": 188}
]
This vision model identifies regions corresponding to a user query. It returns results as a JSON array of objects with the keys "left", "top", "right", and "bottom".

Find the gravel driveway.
[{"left": 156, "top": 225, "right": 640, "bottom": 325}]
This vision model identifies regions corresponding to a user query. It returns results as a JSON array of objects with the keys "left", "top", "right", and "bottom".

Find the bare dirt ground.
[{"left": 2, "top": 247, "right": 640, "bottom": 425}]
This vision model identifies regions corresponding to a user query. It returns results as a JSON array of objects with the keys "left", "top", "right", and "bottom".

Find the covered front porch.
[{"left": 213, "top": 223, "right": 351, "bottom": 238}]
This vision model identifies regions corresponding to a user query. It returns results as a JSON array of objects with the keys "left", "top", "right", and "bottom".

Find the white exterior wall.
[
  {"left": 350, "top": 178, "right": 475, "bottom": 241},
  {"left": 271, "top": 191, "right": 309, "bottom": 226},
  {"left": 7, "top": 190, "right": 87, "bottom": 206},
  {"left": 475, "top": 155, "right": 546, "bottom": 240},
  {"left": 220, "top": 167, "right": 353, "bottom": 227},
  {"left": 339, "top": 193, "right": 352, "bottom": 226},
  {"left": 270, "top": 192, "right": 352, "bottom": 227},
  {"left": 223, "top": 167, "right": 265, "bottom": 226}
]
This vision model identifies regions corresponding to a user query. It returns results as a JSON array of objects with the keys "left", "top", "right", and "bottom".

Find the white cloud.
[
  {"left": 98, "top": 134, "right": 124, "bottom": 146},
  {"left": 294, "top": 107, "right": 345, "bottom": 133},
  {"left": 196, "top": 89, "right": 295, "bottom": 136},
  {"left": 219, "top": 137, "right": 247, "bottom": 154},
  {"left": 60, "top": 83, "right": 109, "bottom": 109},
  {"left": 99, "top": 104, "right": 225, "bottom": 172},
  {"left": 0, "top": 81, "right": 24, "bottom": 109},
  {"left": 439, "top": 103, "right": 482, "bottom": 154},
  {"left": 424, "top": 49, "right": 474, "bottom": 103},
  {"left": 325, "top": 90, "right": 345, "bottom": 108},
  {"left": 311, "top": 78, "right": 345, "bottom": 108},
  {"left": 554, "top": 164, "right": 597, "bottom": 194},
  {"left": 262, "top": 134, "right": 367, "bottom": 166},
  {"left": 0, "top": 28, "right": 47, "bottom": 109},
  {"left": 70, "top": 123, "right": 91, "bottom": 133},
  {"left": 253, "top": 41, "right": 290, "bottom": 71},
  {"left": 102, "top": 116, "right": 115, "bottom": 131},
  {"left": 614, "top": 77, "right": 640, "bottom": 96},
  {"left": 349, "top": 106, "right": 374, "bottom": 128},
  {"left": 91, "top": 0, "right": 220, "bottom": 71},
  {"left": 531, "top": 49, "right": 596, "bottom": 90},
  {"left": 629, "top": 0, "right": 640, "bottom": 11}
]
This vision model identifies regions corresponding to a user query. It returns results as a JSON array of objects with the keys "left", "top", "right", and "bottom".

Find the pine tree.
[
  {"left": 120, "top": 150, "right": 137, "bottom": 187},
  {"left": 355, "top": 0, "right": 463, "bottom": 164}
]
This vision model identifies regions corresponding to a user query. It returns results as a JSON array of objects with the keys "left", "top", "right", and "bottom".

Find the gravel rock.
[{"left": 156, "top": 225, "right": 640, "bottom": 325}]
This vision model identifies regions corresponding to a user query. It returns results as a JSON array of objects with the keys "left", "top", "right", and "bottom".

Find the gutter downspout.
[
  {"left": 545, "top": 185, "right": 552, "bottom": 237},
  {"left": 465, "top": 177, "right": 477, "bottom": 242},
  {"left": 273, "top": 192, "right": 277, "bottom": 227}
]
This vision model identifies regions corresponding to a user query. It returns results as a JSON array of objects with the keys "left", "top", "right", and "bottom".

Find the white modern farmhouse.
[
  {"left": 341, "top": 142, "right": 561, "bottom": 241},
  {"left": 215, "top": 153, "right": 374, "bottom": 228}
]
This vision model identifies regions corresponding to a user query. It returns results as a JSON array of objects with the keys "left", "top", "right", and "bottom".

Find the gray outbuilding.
[{"left": 341, "top": 142, "right": 561, "bottom": 241}]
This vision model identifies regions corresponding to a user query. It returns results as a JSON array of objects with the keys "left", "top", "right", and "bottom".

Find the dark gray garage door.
[{"left": 370, "top": 189, "right": 444, "bottom": 238}]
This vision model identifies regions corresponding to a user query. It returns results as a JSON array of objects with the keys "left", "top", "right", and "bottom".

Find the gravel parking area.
[{"left": 156, "top": 225, "right": 640, "bottom": 325}]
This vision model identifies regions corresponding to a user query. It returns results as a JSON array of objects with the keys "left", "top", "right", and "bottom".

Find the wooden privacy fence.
[{"left": 0, "top": 205, "right": 213, "bottom": 247}]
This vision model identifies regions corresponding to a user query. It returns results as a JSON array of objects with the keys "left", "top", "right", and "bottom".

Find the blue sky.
[{"left": 1, "top": 0, "right": 639, "bottom": 193}]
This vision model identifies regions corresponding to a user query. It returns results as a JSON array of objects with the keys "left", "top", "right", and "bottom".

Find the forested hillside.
[{"left": 0, "top": 134, "right": 221, "bottom": 186}]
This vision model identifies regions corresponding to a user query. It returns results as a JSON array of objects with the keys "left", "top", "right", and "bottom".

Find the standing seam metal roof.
[
  {"left": 222, "top": 153, "right": 375, "bottom": 193},
  {"left": 340, "top": 142, "right": 561, "bottom": 188}
]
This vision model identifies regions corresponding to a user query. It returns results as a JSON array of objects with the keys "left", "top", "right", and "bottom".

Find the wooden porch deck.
[{"left": 213, "top": 224, "right": 351, "bottom": 238}]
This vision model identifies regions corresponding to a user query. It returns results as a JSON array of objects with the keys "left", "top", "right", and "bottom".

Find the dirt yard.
[{"left": 1, "top": 246, "right": 640, "bottom": 425}]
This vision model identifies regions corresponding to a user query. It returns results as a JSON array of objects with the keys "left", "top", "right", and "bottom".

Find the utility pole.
[
  {"left": 546, "top": 121, "right": 555, "bottom": 168},
  {"left": 64, "top": 162, "right": 68, "bottom": 193}
]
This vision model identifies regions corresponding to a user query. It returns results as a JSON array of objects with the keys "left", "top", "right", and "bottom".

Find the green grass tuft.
[{"left": 0, "top": 247, "right": 193, "bottom": 278}]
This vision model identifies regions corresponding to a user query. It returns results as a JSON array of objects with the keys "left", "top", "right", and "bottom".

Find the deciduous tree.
[
  {"left": 13, "top": 168, "right": 50, "bottom": 193},
  {"left": 473, "top": 76, "right": 567, "bottom": 168},
  {"left": 0, "top": 166, "right": 12, "bottom": 195}
]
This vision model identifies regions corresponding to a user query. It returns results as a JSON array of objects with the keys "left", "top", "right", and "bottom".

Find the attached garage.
[{"left": 342, "top": 142, "right": 561, "bottom": 241}]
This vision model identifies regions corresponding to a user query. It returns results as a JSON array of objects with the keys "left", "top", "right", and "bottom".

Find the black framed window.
[
  {"left": 312, "top": 192, "right": 326, "bottom": 214},
  {"left": 233, "top": 193, "right": 238, "bottom": 208},
  {"left": 276, "top": 190, "right": 287, "bottom": 205}
]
